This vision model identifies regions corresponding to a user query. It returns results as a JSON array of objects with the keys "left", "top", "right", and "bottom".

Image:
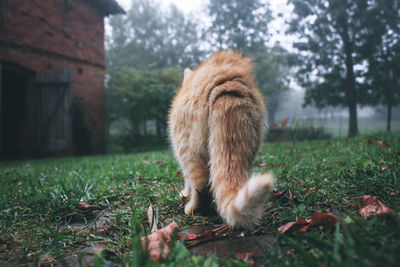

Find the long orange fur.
[{"left": 169, "top": 50, "right": 275, "bottom": 227}]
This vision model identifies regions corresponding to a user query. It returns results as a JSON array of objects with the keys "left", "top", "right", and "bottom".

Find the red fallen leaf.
[
  {"left": 76, "top": 202, "right": 99, "bottom": 212},
  {"left": 141, "top": 221, "right": 179, "bottom": 263},
  {"left": 236, "top": 250, "right": 257, "bottom": 266},
  {"left": 381, "top": 166, "right": 388, "bottom": 172},
  {"left": 278, "top": 212, "right": 337, "bottom": 233},
  {"left": 286, "top": 248, "right": 296, "bottom": 255},
  {"left": 288, "top": 190, "right": 294, "bottom": 200},
  {"left": 177, "top": 224, "right": 230, "bottom": 248},
  {"left": 273, "top": 190, "right": 285, "bottom": 198},
  {"left": 137, "top": 177, "right": 144, "bottom": 183},
  {"left": 278, "top": 219, "right": 309, "bottom": 233},
  {"left": 257, "top": 162, "right": 268, "bottom": 167},
  {"left": 377, "top": 139, "right": 390, "bottom": 147},
  {"left": 359, "top": 195, "right": 392, "bottom": 218},
  {"left": 273, "top": 189, "right": 295, "bottom": 200},
  {"left": 304, "top": 187, "right": 316, "bottom": 192},
  {"left": 175, "top": 172, "right": 182, "bottom": 177}
]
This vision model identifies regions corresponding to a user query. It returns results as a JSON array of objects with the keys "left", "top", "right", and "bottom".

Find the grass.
[{"left": 0, "top": 132, "right": 399, "bottom": 266}]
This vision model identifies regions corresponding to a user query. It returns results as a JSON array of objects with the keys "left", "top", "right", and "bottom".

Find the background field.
[{"left": 1, "top": 133, "right": 399, "bottom": 266}]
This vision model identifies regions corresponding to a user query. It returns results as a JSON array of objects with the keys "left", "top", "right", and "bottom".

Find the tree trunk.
[
  {"left": 341, "top": 20, "right": 358, "bottom": 138},
  {"left": 386, "top": 100, "right": 392, "bottom": 132},
  {"left": 348, "top": 101, "right": 358, "bottom": 138}
]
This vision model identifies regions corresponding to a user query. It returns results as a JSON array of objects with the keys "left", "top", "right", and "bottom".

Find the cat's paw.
[
  {"left": 184, "top": 201, "right": 198, "bottom": 215},
  {"left": 179, "top": 189, "right": 190, "bottom": 201}
]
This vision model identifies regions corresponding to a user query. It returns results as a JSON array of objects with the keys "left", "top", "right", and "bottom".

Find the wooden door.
[{"left": 36, "top": 69, "right": 71, "bottom": 152}]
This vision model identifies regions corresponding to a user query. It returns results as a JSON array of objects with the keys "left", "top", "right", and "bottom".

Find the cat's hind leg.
[
  {"left": 179, "top": 179, "right": 190, "bottom": 200},
  {"left": 182, "top": 162, "right": 209, "bottom": 215}
]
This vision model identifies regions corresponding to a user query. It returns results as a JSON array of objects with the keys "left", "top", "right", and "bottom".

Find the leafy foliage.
[
  {"left": 288, "top": 0, "right": 400, "bottom": 137},
  {"left": 107, "top": 68, "right": 181, "bottom": 151},
  {"left": 362, "top": 0, "right": 400, "bottom": 132},
  {"left": 207, "top": 0, "right": 292, "bottom": 122}
]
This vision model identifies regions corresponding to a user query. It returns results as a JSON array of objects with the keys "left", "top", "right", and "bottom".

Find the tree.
[
  {"left": 253, "top": 46, "right": 292, "bottom": 124},
  {"left": 362, "top": 0, "right": 400, "bottom": 132},
  {"left": 207, "top": 0, "right": 291, "bottom": 122},
  {"left": 108, "top": 68, "right": 181, "bottom": 141},
  {"left": 288, "top": 0, "right": 373, "bottom": 137},
  {"left": 105, "top": 0, "right": 205, "bottom": 149},
  {"left": 107, "top": 0, "right": 204, "bottom": 71},
  {"left": 207, "top": 0, "right": 271, "bottom": 54}
]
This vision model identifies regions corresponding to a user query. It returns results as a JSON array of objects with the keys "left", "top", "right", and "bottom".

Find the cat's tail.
[{"left": 208, "top": 82, "right": 275, "bottom": 227}]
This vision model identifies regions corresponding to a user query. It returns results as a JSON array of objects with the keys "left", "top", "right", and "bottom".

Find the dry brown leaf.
[
  {"left": 177, "top": 224, "right": 230, "bottom": 248},
  {"left": 141, "top": 221, "right": 179, "bottom": 263},
  {"left": 273, "top": 189, "right": 295, "bottom": 200},
  {"left": 359, "top": 195, "right": 392, "bottom": 218},
  {"left": 278, "top": 212, "right": 337, "bottom": 233},
  {"left": 273, "top": 190, "right": 285, "bottom": 198},
  {"left": 236, "top": 250, "right": 257, "bottom": 266},
  {"left": 76, "top": 202, "right": 99, "bottom": 212},
  {"left": 175, "top": 171, "right": 182, "bottom": 177},
  {"left": 377, "top": 139, "right": 390, "bottom": 147},
  {"left": 38, "top": 254, "right": 58, "bottom": 266}
]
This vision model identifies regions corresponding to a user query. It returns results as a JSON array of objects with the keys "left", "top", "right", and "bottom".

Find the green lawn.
[{"left": 1, "top": 133, "right": 399, "bottom": 266}]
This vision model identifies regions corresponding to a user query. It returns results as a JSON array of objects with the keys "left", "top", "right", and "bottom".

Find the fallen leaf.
[
  {"left": 76, "top": 202, "right": 99, "bottom": 212},
  {"left": 288, "top": 190, "right": 294, "bottom": 200},
  {"left": 177, "top": 224, "right": 230, "bottom": 248},
  {"left": 257, "top": 162, "right": 268, "bottom": 167},
  {"left": 273, "top": 190, "right": 285, "bottom": 198},
  {"left": 236, "top": 250, "right": 257, "bottom": 266},
  {"left": 377, "top": 139, "right": 390, "bottom": 147},
  {"left": 141, "top": 221, "right": 179, "bottom": 263},
  {"left": 359, "top": 195, "right": 392, "bottom": 218},
  {"left": 278, "top": 212, "right": 337, "bottom": 233},
  {"left": 272, "top": 189, "right": 295, "bottom": 200},
  {"left": 154, "top": 160, "right": 165, "bottom": 166},
  {"left": 38, "top": 254, "right": 58, "bottom": 266},
  {"left": 137, "top": 177, "right": 144, "bottom": 183},
  {"left": 304, "top": 187, "right": 316, "bottom": 192},
  {"left": 381, "top": 166, "right": 388, "bottom": 171},
  {"left": 278, "top": 219, "right": 308, "bottom": 234}
]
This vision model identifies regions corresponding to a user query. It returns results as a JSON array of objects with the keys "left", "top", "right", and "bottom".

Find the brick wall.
[{"left": 0, "top": 0, "right": 106, "bottom": 153}]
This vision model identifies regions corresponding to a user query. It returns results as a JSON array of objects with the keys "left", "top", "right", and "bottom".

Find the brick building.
[{"left": 0, "top": 0, "right": 124, "bottom": 159}]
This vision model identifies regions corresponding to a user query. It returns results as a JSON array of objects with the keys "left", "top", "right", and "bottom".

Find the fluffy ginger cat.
[{"left": 169, "top": 50, "right": 275, "bottom": 227}]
